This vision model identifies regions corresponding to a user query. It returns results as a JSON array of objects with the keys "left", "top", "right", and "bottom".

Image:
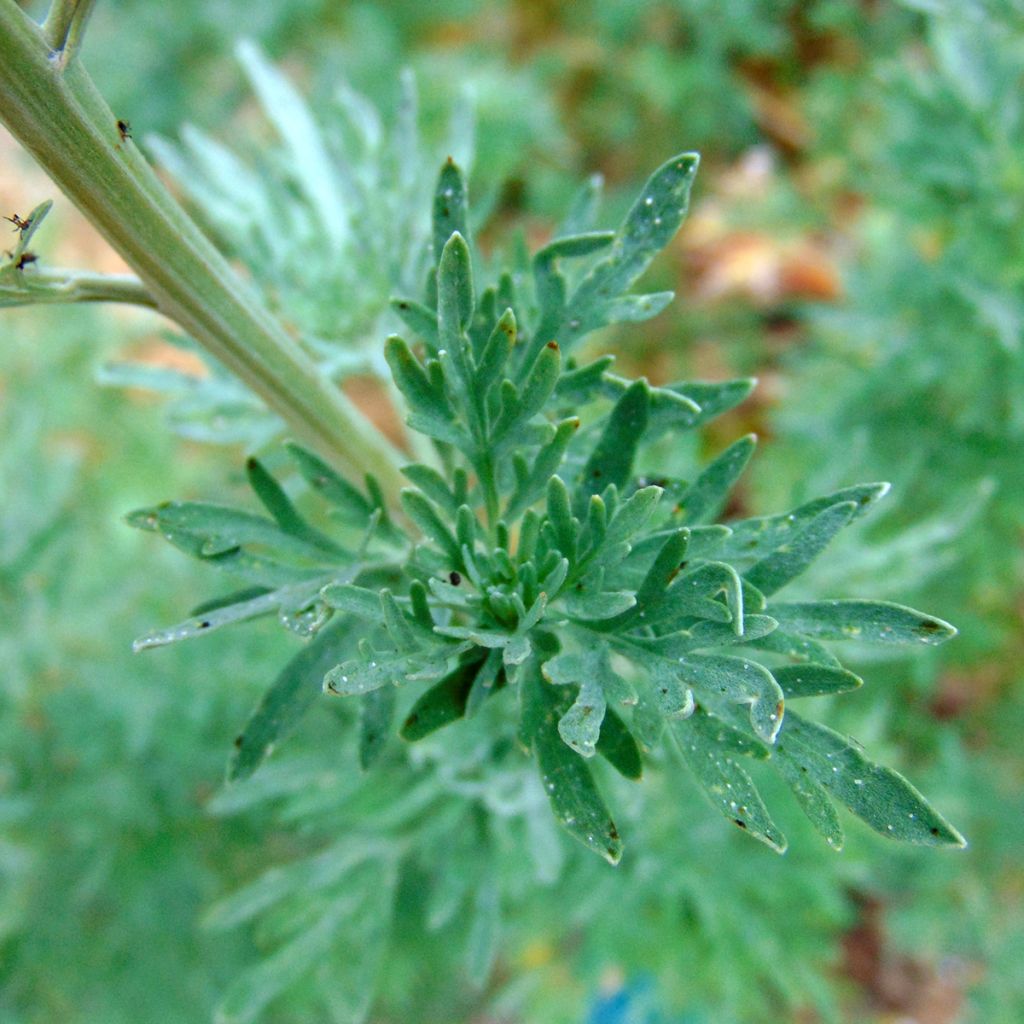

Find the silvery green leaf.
[
  {"left": 602, "top": 375, "right": 701, "bottom": 432},
  {"left": 674, "top": 708, "right": 786, "bottom": 852},
  {"left": 769, "top": 600, "right": 957, "bottom": 645},
  {"left": 642, "top": 615, "right": 777, "bottom": 657},
  {"left": 565, "top": 588, "right": 636, "bottom": 621},
  {"left": 557, "top": 152, "right": 699, "bottom": 348},
  {"left": 632, "top": 694, "right": 666, "bottom": 749},
  {"left": 520, "top": 667, "right": 623, "bottom": 864},
  {"left": 774, "top": 753, "right": 845, "bottom": 850},
  {"left": 380, "top": 589, "right": 418, "bottom": 651},
  {"left": 326, "top": 638, "right": 450, "bottom": 697},
  {"left": 535, "top": 230, "right": 615, "bottom": 264},
  {"left": 596, "top": 707, "right": 643, "bottom": 780},
  {"left": 679, "top": 654, "right": 785, "bottom": 744},
  {"left": 390, "top": 296, "right": 439, "bottom": 349},
  {"left": 492, "top": 342, "right": 561, "bottom": 445},
  {"left": 401, "top": 464, "right": 460, "bottom": 517},
  {"left": 503, "top": 634, "right": 533, "bottom": 666},
  {"left": 426, "top": 817, "right": 477, "bottom": 931},
  {"left": 603, "top": 484, "right": 663, "bottom": 545},
  {"left": 228, "top": 618, "right": 351, "bottom": 782},
  {"left": 554, "top": 354, "right": 615, "bottom": 404},
  {"left": 314, "top": 862, "right": 396, "bottom": 1024},
  {"left": 437, "top": 232, "right": 474, "bottom": 378},
  {"left": 385, "top": 336, "right": 462, "bottom": 446},
  {"left": 432, "top": 626, "right": 527, "bottom": 668},
  {"left": 579, "top": 379, "right": 649, "bottom": 505},
  {"left": 284, "top": 442, "right": 373, "bottom": 526},
  {"left": 544, "top": 642, "right": 636, "bottom": 708},
  {"left": 665, "top": 378, "right": 756, "bottom": 430},
  {"left": 620, "top": 528, "right": 689, "bottom": 623},
  {"left": 720, "top": 483, "right": 889, "bottom": 564},
  {"left": 203, "top": 841, "right": 362, "bottom": 931},
  {"left": 505, "top": 417, "right": 579, "bottom": 520},
  {"left": 245, "top": 457, "right": 343, "bottom": 555},
  {"left": 127, "top": 502, "right": 329, "bottom": 564},
  {"left": 546, "top": 476, "right": 578, "bottom": 562},
  {"left": 773, "top": 665, "right": 863, "bottom": 699},
  {"left": 648, "top": 561, "right": 745, "bottom": 635},
  {"left": 647, "top": 661, "right": 695, "bottom": 719},
  {"left": 674, "top": 435, "right": 757, "bottom": 525},
  {"left": 775, "top": 711, "right": 965, "bottom": 847},
  {"left": 213, "top": 900, "right": 344, "bottom": 1024},
  {"left": 432, "top": 158, "right": 469, "bottom": 264},
  {"left": 745, "top": 501, "right": 857, "bottom": 597},
  {"left": 400, "top": 658, "right": 480, "bottom": 740},
  {"left": 133, "top": 586, "right": 287, "bottom": 651},
  {"left": 401, "top": 489, "right": 461, "bottom": 565},
  {"left": 323, "top": 656, "right": 399, "bottom": 697},
  {"left": 557, "top": 677, "right": 606, "bottom": 757},
  {"left": 598, "top": 290, "right": 675, "bottom": 324},
  {"left": 476, "top": 308, "right": 516, "bottom": 392},
  {"left": 320, "top": 583, "right": 382, "bottom": 619},
  {"left": 745, "top": 628, "right": 842, "bottom": 668}
]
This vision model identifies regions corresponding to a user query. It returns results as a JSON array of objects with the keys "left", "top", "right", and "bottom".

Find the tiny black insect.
[
  {"left": 449, "top": 570, "right": 462, "bottom": 586},
  {"left": 14, "top": 251, "right": 38, "bottom": 270},
  {"left": 117, "top": 119, "right": 132, "bottom": 141},
  {"left": 3, "top": 213, "right": 30, "bottom": 232}
]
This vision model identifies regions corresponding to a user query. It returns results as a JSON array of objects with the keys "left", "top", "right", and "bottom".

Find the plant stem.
[
  {"left": 0, "top": 0, "right": 406, "bottom": 506},
  {"left": 0, "top": 267, "right": 157, "bottom": 309}
]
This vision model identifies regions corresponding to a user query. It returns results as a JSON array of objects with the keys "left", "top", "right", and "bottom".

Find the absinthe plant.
[
  {"left": 0, "top": 7, "right": 967, "bottom": 1019},
  {"left": 132, "top": 152, "right": 965, "bottom": 869}
]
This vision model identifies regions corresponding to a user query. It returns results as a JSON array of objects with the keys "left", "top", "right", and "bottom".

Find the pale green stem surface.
[
  {"left": 0, "top": 0, "right": 406, "bottom": 505},
  {"left": 0, "top": 266, "right": 156, "bottom": 309}
]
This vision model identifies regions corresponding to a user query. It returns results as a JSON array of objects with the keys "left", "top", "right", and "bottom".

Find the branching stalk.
[
  {"left": 0, "top": 0, "right": 406, "bottom": 505},
  {"left": 0, "top": 267, "right": 156, "bottom": 309}
]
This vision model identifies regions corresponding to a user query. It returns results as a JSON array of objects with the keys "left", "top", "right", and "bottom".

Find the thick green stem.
[{"left": 0, "top": 0, "right": 406, "bottom": 505}]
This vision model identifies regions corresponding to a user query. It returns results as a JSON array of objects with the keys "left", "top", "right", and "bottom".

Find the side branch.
[{"left": 0, "top": 0, "right": 406, "bottom": 505}]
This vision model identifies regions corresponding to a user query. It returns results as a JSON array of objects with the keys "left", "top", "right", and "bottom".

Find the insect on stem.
[{"left": 4, "top": 213, "right": 30, "bottom": 232}]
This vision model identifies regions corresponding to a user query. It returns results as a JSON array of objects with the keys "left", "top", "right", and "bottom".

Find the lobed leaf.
[
  {"left": 556, "top": 152, "right": 699, "bottom": 349},
  {"left": 775, "top": 711, "right": 965, "bottom": 847}
]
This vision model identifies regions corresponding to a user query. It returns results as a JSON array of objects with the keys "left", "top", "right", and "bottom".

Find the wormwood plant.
[
  {"left": 125, "top": 150, "right": 964, "bottom": 865},
  {"left": 0, "top": 3, "right": 967, "bottom": 1019}
]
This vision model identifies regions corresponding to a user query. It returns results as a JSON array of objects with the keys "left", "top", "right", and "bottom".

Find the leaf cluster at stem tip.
[{"left": 131, "top": 151, "right": 964, "bottom": 864}]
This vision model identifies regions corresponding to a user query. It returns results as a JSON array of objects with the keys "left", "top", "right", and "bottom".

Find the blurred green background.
[{"left": 2, "top": 1, "right": 1022, "bottom": 1021}]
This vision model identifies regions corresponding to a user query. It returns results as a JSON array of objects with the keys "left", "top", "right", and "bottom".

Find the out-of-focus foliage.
[{"left": 2, "top": 1, "right": 1023, "bottom": 1023}]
